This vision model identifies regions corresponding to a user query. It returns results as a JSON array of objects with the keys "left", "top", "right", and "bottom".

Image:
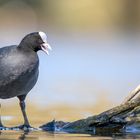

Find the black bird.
[{"left": 0, "top": 31, "right": 52, "bottom": 130}]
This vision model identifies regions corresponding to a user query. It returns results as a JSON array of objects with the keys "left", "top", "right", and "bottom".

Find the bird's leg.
[
  {"left": 16, "top": 95, "right": 33, "bottom": 130},
  {"left": 19, "top": 100, "right": 30, "bottom": 127}
]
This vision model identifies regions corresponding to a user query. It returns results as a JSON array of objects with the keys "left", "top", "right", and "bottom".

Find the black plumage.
[{"left": 0, "top": 32, "right": 51, "bottom": 130}]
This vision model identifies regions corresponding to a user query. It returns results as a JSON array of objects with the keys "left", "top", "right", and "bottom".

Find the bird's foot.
[
  {"left": 11, "top": 124, "right": 37, "bottom": 131},
  {"left": 0, "top": 125, "right": 9, "bottom": 130}
]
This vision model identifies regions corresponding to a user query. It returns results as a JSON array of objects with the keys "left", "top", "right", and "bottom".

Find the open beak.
[{"left": 41, "top": 43, "right": 52, "bottom": 55}]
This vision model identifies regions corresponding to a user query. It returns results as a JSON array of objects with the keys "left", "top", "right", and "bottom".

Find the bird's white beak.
[{"left": 41, "top": 43, "right": 52, "bottom": 55}]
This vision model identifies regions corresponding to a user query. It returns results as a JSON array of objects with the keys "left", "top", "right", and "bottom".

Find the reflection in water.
[
  {"left": 0, "top": 131, "right": 51, "bottom": 140},
  {"left": 18, "top": 132, "right": 29, "bottom": 140},
  {"left": 0, "top": 130, "right": 140, "bottom": 140},
  {"left": 0, "top": 131, "right": 38, "bottom": 140}
]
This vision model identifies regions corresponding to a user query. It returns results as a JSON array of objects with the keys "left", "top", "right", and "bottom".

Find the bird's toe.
[
  {"left": 11, "top": 125, "right": 37, "bottom": 131},
  {"left": 0, "top": 125, "right": 9, "bottom": 130}
]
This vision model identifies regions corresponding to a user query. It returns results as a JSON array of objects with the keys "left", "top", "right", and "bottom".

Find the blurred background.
[{"left": 0, "top": 0, "right": 140, "bottom": 126}]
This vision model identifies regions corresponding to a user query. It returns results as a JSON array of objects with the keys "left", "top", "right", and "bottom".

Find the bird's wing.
[{"left": 0, "top": 46, "right": 38, "bottom": 86}]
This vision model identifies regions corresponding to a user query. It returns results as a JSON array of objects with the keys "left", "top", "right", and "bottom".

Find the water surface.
[{"left": 0, "top": 128, "right": 140, "bottom": 140}]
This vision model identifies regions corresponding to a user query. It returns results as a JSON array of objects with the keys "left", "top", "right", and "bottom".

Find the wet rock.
[
  {"left": 124, "top": 120, "right": 140, "bottom": 133},
  {"left": 40, "top": 120, "right": 70, "bottom": 131}
]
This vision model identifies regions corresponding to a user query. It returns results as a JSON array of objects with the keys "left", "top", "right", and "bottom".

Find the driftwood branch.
[
  {"left": 122, "top": 84, "right": 140, "bottom": 103},
  {"left": 40, "top": 85, "right": 140, "bottom": 133}
]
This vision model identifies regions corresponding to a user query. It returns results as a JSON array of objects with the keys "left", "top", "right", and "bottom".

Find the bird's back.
[{"left": 0, "top": 45, "right": 39, "bottom": 99}]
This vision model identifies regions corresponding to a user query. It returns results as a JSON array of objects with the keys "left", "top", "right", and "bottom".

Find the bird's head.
[{"left": 19, "top": 31, "right": 52, "bottom": 55}]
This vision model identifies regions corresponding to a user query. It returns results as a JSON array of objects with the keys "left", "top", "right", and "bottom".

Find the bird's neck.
[{"left": 18, "top": 41, "right": 38, "bottom": 52}]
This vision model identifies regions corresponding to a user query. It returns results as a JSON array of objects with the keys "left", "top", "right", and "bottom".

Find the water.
[
  {"left": 1, "top": 130, "right": 140, "bottom": 140},
  {"left": 1, "top": 31, "right": 140, "bottom": 139}
]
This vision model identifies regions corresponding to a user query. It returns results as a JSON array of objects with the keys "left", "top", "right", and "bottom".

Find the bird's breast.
[{"left": 0, "top": 49, "right": 39, "bottom": 99}]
